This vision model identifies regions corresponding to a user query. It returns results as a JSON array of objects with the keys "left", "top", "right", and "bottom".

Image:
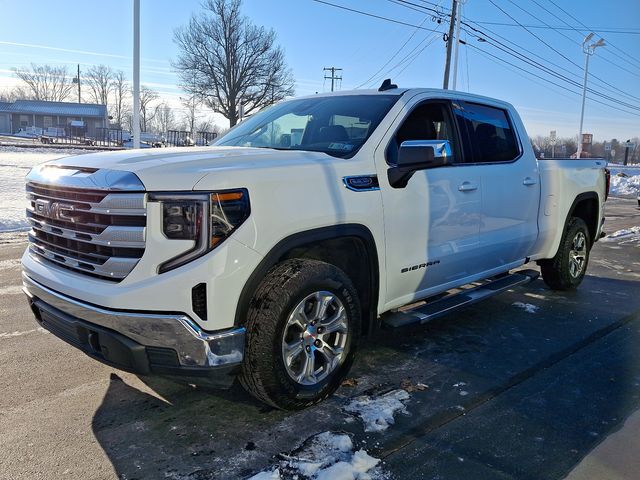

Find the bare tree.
[
  {"left": 85, "top": 64, "right": 115, "bottom": 106},
  {"left": 180, "top": 94, "right": 201, "bottom": 134},
  {"left": 173, "top": 0, "right": 294, "bottom": 127},
  {"left": 195, "top": 118, "right": 215, "bottom": 133},
  {"left": 13, "top": 63, "right": 75, "bottom": 101},
  {"left": 110, "top": 70, "right": 130, "bottom": 128},
  {"left": 0, "top": 88, "right": 20, "bottom": 102},
  {"left": 138, "top": 85, "right": 159, "bottom": 132},
  {"left": 154, "top": 102, "right": 176, "bottom": 134}
]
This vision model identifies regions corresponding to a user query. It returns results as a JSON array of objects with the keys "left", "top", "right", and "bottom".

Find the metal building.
[{"left": 0, "top": 100, "right": 108, "bottom": 137}]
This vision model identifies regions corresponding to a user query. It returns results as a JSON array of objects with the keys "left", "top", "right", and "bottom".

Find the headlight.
[{"left": 149, "top": 189, "right": 250, "bottom": 273}]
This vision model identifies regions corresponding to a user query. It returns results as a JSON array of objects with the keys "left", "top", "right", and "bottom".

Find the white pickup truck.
[{"left": 22, "top": 85, "right": 610, "bottom": 409}]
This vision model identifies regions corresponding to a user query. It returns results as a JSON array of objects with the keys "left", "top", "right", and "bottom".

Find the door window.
[
  {"left": 452, "top": 101, "right": 519, "bottom": 163},
  {"left": 387, "top": 102, "right": 458, "bottom": 165}
]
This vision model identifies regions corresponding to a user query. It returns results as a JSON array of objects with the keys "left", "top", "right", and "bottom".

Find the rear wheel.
[
  {"left": 239, "top": 259, "right": 360, "bottom": 409},
  {"left": 539, "top": 217, "right": 591, "bottom": 291}
]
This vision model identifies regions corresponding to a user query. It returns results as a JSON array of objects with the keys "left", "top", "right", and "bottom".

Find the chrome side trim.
[
  {"left": 23, "top": 273, "right": 245, "bottom": 368},
  {"left": 26, "top": 166, "right": 145, "bottom": 191}
]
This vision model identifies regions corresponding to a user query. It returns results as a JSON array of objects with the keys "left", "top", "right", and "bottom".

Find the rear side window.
[{"left": 452, "top": 101, "right": 519, "bottom": 163}]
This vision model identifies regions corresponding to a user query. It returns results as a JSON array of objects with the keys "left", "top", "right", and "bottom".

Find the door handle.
[
  {"left": 523, "top": 177, "right": 538, "bottom": 186},
  {"left": 458, "top": 182, "right": 478, "bottom": 192}
]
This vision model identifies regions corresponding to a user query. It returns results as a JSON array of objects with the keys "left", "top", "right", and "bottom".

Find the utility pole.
[
  {"left": 72, "top": 64, "right": 81, "bottom": 103},
  {"left": 133, "top": 0, "right": 141, "bottom": 149},
  {"left": 452, "top": 0, "right": 466, "bottom": 90},
  {"left": 577, "top": 33, "right": 605, "bottom": 159},
  {"left": 443, "top": 0, "right": 458, "bottom": 90},
  {"left": 323, "top": 67, "right": 343, "bottom": 92}
]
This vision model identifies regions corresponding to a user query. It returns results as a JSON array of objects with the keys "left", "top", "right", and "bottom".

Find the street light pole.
[{"left": 577, "top": 33, "right": 605, "bottom": 159}]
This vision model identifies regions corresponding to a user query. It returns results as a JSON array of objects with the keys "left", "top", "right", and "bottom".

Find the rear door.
[{"left": 452, "top": 100, "right": 540, "bottom": 272}]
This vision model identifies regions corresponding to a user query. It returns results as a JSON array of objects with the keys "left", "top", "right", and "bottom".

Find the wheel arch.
[
  {"left": 234, "top": 224, "right": 380, "bottom": 336},
  {"left": 567, "top": 191, "right": 600, "bottom": 244}
]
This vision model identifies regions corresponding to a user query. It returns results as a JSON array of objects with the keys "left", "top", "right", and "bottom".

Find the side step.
[{"left": 381, "top": 269, "right": 540, "bottom": 328}]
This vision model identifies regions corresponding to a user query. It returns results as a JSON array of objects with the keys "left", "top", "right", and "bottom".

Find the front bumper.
[{"left": 22, "top": 273, "right": 245, "bottom": 387}]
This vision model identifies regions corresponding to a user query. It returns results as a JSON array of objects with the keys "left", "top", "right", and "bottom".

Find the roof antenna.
[{"left": 378, "top": 79, "right": 398, "bottom": 92}]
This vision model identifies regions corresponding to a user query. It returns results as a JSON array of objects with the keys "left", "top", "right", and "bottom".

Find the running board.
[{"left": 382, "top": 269, "right": 540, "bottom": 328}]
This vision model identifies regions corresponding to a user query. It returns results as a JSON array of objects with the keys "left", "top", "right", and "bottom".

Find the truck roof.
[{"left": 296, "top": 87, "right": 515, "bottom": 111}]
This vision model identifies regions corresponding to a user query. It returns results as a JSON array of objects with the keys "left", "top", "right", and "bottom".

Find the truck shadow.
[{"left": 91, "top": 275, "right": 640, "bottom": 480}]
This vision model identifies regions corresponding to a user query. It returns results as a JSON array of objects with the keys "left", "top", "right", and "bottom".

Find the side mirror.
[
  {"left": 389, "top": 140, "right": 453, "bottom": 188},
  {"left": 397, "top": 140, "right": 452, "bottom": 168}
]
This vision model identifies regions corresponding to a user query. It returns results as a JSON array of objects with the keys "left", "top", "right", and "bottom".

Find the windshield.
[{"left": 214, "top": 94, "right": 400, "bottom": 158}]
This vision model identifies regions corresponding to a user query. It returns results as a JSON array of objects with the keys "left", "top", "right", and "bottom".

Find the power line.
[
  {"left": 465, "top": 20, "right": 640, "bottom": 35},
  {"left": 356, "top": 8, "right": 433, "bottom": 89},
  {"left": 522, "top": 0, "right": 640, "bottom": 101},
  {"left": 467, "top": 3, "right": 640, "bottom": 105},
  {"left": 310, "top": 0, "right": 442, "bottom": 33},
  {"left": 395, "top": 0, "right": 640, "bottom": 108},
  {"left": 543, "top": 0, "right": 640, "bottom": 70},
  {"left": 311, "top": 0, "right": 640, "bottom": 115},
  {"left": 391, "top": 0, "right": 445, "bottom": 17},
  {"left": 466, "top": 42, "right": 640, "bottom": 118},
  {"left": 487, "top": 0, "right": 584, "bottom": 72},
  {"left": 417, "top": 0, "right": 639, "bottom": 114},
  {"left": 392, "top": 26, "right": 443, "bottom": 79},
  {"left": 458, "top": 23, "right": 640, "bottom": 111},
  {"left": 485, "top": 0, "right": 640, "bottom": 107}
]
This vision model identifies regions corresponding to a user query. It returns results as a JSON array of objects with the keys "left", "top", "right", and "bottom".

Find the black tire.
[
  {"left": 539, "top": 217, "right": 591, "bottom": 291},
  {"left": 239, "top": 259, "right": 361, "bottom": 410}
]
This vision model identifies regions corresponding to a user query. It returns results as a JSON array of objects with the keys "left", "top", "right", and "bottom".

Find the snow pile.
[
  {"left": 607, "top": 164, "right": 640, "bottom": 197},
  {"left": 512, "top": 302, "right": 539, "bottom": 314},
  {"left": 344, "top": 389, "right": 410, "bottom": 433},
  {"left": 248, "top": 431, "right": 383, "bottom": 480},
  {"left": 249, "top": 470, "right": 281, "bottom": 480},
  {"left": 602, "top": 226, "right": 640, "bottom": 245},
  {"left": 0, "top": 147, "right": 89, "bottom": 232},
  {"left": 610, "top": 174, "right": 640, "bottom": 197}
]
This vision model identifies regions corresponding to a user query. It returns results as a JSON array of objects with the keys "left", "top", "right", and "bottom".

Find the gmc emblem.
[{"left": 34, "top": 199, "right": 76, "bottom": 222}]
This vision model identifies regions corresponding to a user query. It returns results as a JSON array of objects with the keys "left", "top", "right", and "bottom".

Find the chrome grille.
[{"left": 25, "top": 168, "right": 146, "bottom": 281}]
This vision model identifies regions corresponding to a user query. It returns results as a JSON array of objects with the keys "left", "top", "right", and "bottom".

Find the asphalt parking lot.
[{"left": 1, "top": 197, "right": 639, "bottom": 480}]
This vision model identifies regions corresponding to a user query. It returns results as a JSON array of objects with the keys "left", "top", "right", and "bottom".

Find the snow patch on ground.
[
  {"left": 0, "top": 327, "right": 47, "bottom": 340},
  {"left": 248, "top": 431, "right": 384, "bottom": 480},
  {"left": 0, "top": 259, "right": 21, "bottom": 271},
  {"left": 249, "top": 470, "right": 281, "bottom": 480},
  {"left": 602, "top": 226, "right": 640, "bottom": 245},
  {"left": 344, "top": 389, "right": 410, "bottom": 433},
  {"left": 0, "top": 146, "right": 92, "bottom": 232},
  {"left": 512, "top": 302, "right": 540, "bottom": 314},
  {"left": 0, "top": 285, "right": 25, "bottom": 295}
]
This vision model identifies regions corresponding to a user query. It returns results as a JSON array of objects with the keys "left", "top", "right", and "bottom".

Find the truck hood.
[{"left": 46, "top": 146, "right": 335, "bottom": 190}]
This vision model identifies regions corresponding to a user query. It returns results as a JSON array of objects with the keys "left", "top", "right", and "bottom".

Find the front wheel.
[
  {"left": 239, "top": 259, "right": 360, "bottom": 409},
  {"left": 539, "top": 217, "right": 591, "bottom": 291}
]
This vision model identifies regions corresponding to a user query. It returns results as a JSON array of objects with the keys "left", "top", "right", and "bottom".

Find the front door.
[{"left": 376, "top": 99, "right": 482, "bottom": 311}]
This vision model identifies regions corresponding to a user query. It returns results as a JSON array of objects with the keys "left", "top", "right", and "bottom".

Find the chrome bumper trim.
[{"left": 22, "top": 273, "right": 244, "bottom": 368}]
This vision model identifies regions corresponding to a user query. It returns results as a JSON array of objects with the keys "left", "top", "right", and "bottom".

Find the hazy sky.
[{"left": 1, "top": 0, "right": 638, "bottom": 140}]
